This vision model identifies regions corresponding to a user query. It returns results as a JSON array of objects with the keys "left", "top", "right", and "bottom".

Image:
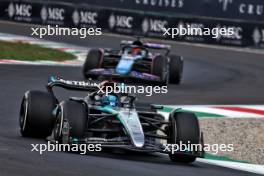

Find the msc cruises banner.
[
  {"left": 1, "top": 0, "right": 264, "bottom": 48},
  {"left": 33, "top": 0, "right": 264, "bottom": 23}
]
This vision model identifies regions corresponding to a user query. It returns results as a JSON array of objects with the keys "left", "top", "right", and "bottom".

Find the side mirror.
[{"left": 151, "top": 104, "right": 164, "bottom": 110}]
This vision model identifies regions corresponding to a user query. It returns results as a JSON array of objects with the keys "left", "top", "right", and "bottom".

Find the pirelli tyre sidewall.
[
  {"left": 169, "top": 55, "right": 183, "bottom": 84},
  {"left": 19, "top": 90, "right": 56, "bottom": 138},
  {"left": 152, "top": 55, "right": 168, "bottom": 85},
  {"left": 169, "top": 112, "right": 200, "bottom": 163},
  {"left": 83, "top": 49, "right": 103, "bottom": 79}
]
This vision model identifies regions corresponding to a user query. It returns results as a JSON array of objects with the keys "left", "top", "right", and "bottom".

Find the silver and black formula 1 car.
[
  {"left": 82, "top": 39, "right": 183, "bottom": 85},
  {"left": 19, "top": 76, "right": 204, "bottom": 163}
]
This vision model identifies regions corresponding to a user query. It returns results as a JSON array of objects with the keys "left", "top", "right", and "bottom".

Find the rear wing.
[
  {"left": 120, "top": 40, "right": 171, "bottom": 53},
  {"left": 47, "top": 76, "right": 99, "bottom": 92}
]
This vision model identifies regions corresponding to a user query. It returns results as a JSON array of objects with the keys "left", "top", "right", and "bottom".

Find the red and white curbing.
[
  {"left": 165, "top": 105, "right": 264, "bottom": 118},
  {"left": 0, "top": 32, "right": 87, "bottom": 66}
]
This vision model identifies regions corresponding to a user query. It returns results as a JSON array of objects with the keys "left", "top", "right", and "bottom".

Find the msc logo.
[
  {"left": 252, "top": 28, "right": 264, "bottom": 45},
  {"left": 108, "top": 14, "right": 133, "bottom": 29},
  {"left": 41, "top": 6, "right": 65, "bottom": 22},
  {"left": 142, "top": 18, "right": 168, "bottom": 33},
  {"left": 72, "top": 10, "right": 98, "bottom": 26},
  {"left": 8, "top": 3, "right": 32, "bottom": 18},
  {"left": 215, "top": 25, "right": 242, "bottom": 41},
  {"left": 219, "top": 0, "right": 233, "bottom": 11}
]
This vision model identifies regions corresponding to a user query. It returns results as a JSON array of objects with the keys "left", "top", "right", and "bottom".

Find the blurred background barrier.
[{"left": 1, "top": 0, "right": 264, "bottom": 48}]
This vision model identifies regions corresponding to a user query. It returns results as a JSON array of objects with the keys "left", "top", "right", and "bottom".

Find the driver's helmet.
[
  {"left": 102, "top": 94, "right": 118, "bottom": 107},
  {"left": 131, "top": 47, "right": 142, "bottom": 56},
  {"left": 132, "top": 40, "right": 143, "bottom": 46}
]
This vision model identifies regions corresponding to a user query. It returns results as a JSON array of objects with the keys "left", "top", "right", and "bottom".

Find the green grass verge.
[{"left": 0, "top": 40, "right": 75, "bottom": 61}]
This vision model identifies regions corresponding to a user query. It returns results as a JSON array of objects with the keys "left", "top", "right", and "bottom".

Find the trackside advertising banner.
[
  {"left": 32, "top": 0, "right": 264, "bottom": 23},
  {"left": 1, "top": 0, "right": 264, "bottom": 48}
]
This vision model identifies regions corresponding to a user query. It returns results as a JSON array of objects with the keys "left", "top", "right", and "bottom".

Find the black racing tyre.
[
  {"left": 83, "top": 49, "right": 103, "bottom": 79},
  {"left": 152, "top": 55, "right": 168, "bottom": 85},
  {"left": 169, "top": 55, "right": 183, "bottom": 84},
  {"left": 19, "top": 90, "right": 57, "bottom": 138},
  {"left": 56, "top": 100, "right": 87, "bottom": 139},
  {"left": 168, "top": 112, "right": 200, "bottom": 163}
]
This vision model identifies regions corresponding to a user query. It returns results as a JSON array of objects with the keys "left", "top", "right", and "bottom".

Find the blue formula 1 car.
[
  {"left": 82, "top": 39, "right": 183, "bottom": 85},
  {"left": 19, "top": 77, "right": 204, "bottom": 163}
]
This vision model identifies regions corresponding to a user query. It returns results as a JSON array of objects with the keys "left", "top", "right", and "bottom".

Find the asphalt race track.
[{"left": 0, "top": 21, "right": 263, "bottom": 176}]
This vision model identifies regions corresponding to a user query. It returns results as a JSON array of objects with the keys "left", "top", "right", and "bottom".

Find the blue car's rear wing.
[
  {"left": 120, "top": 40, "right": 171, "bottom": 54},
  {"left": 144, "top": 42, "right": 171, "bottom": 50}
]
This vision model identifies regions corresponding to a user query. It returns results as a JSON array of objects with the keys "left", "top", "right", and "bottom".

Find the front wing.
[{"left": 52, "top": 135, "right": 204, "bottom": 157}]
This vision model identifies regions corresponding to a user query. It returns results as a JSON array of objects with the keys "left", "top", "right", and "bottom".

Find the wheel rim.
[
  {"left": 53, "top": 110, "right": 63, "bottom": 141},
  {"left": 53, "top": 121, "right": 61, "bottom": 141}
]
